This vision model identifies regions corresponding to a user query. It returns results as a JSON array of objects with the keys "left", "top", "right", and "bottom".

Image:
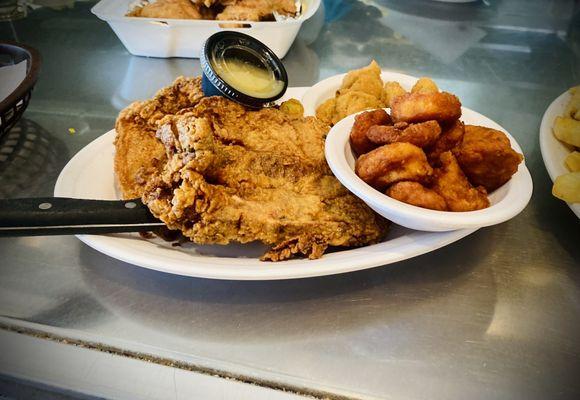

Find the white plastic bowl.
[
  {"left": 325, "top": 109, "right": 533, "bottom": 231},
  {"left": 92, "top": 0, "right": 320, "bottom": 59}
]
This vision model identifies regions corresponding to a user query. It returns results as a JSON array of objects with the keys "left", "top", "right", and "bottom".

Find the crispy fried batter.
[
  {"left": 333, "top": 91, "right": 383, "bottom": 124},
  {"left": 316, "top": 61, "right": 385, "bottom": 125},
  {"left": 382, "top": 81, "right": 407, "bottom": 108},
  {"left": 391, "top": 91, "right": 461, "bottom": 123},
  {"left": 355, "top": 142, "right": 433, "bottom": 190},
  {"left": 128, "top": 0, "right": 295, "bottom": 20},
  {"left": 114, "top": 77, "right": 204, "bottom": 199},
  {"left": 315, "top": 98, "right": 337, "bottom": 125},
  {"left": 427, "top": 120, "right": 465, "bottom": 165},
  {"left": 142, "top": 97, "right": 387, "bottom": 261},
  {"left": 340, "top": 60, "right": 384, "bottom": 99},
  {"left": 366, "top": 120, "right": 441, "bottom": 148},
  {"left": 216, "top": 0, "right": 297, "bottom": 21},
  {"left": 349, "top": 109, "right": 392, "bottom": 155},
  {"left": 453, "top": 125, "right": 523, "bottom": 191},
  {"left": 127, "top": 0, "right": 205, "bottom": 19},
  {"left": 411, "top": 77, "right": 439, "bottom": 94},
  {"left": 386, "top": 181, "right": 447, "bottom": 211},
  {"left": 431, "top": 152, "right": 489, "bottom": 212}
]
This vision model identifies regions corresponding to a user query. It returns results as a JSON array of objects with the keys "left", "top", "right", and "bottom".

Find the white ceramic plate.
[
  {"left": 54, "top": 130, "right": 476, "bottom": 280},
  {"left": 326, "top": 109, "right": 533, "bottom": 231},
  {"left": 539, "top": 89, "right": 580, "bottom": 219}
]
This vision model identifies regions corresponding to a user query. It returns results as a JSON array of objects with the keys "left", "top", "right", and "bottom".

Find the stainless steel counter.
[{"left": 1, "top": 1, "right": 579, "bottom": 399}]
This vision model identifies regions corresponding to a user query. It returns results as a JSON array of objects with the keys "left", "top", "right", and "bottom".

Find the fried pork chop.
[
  {"left": 115, "top": 77, "right": 204, "bottom": 199},
  {"left": 139, "top": 96, "right": 387, "bottom": 261}
]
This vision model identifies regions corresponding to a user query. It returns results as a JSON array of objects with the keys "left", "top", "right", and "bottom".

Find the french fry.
[
  {"left": 565, "top": 151, "right": 580, "bottom": 172},
  {"left": 553, "top": 116, "right": 580, "bottom": 147},
  {"left": 552, "top": 172, "right": 580, "bottom": 203}
]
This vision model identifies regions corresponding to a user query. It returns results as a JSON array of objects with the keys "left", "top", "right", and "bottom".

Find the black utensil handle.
[{"left": 0, "top": 197, "right": 164, "bottom": 236}]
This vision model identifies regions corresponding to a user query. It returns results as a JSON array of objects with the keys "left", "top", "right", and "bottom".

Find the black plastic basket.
[{"left": 0, "top": 42, "right": 41, "bottom": 139}]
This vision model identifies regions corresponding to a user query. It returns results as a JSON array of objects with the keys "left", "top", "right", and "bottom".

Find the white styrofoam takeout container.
[{"left": 91, "top": 0, "right": 320, "bottom": 59}]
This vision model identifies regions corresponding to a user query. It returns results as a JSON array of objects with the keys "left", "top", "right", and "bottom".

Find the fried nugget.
[
  {"left": 411, "top": 77, "right": 438, "bottom": 94},
  {"left": 427, "top": 120, "right": 465, "bottom": 165},
  {"left": 432, "top": 152, "right": 489, "bottom": 212},
  {"left": 355, "top": 142, "right": 433, "bottom": 190},
  {"left": 315, "top": 98, "right": 337, "bottom": 125},
  {"left": 349, "top": 109, "right": 392, "bottom": 155},
  {"left": 386, "top": 181, "right": 448, "bottom": 211},
  {"left": 383, "top": 81, "right": 407, "bottom": 108},
  {"left": 333, "top": 91, "right": 383, "bottom": 125},
  {"left": 366, "top": 120, "right": 441, "bottom": 148},
  {"left": 452, "top": 125, "right": 523, "bottom": 191},
  {"left": 391, "top": 91, "right": 461, "bottom": 123},
  {"left": 340, "top": 60, "right": 384, "bottom": 99}
]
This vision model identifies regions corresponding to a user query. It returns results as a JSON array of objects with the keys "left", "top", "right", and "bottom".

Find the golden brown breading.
[
  {"left": 386, "top": 181, "right": 448, "bottom": 211},
  {"left": 411, "top": 77, "right": 438, "bottom": 94},
  {"left": 315, "top": 61, "right": 385, "bottom": 125},
  {"left": 114, "top": 77, "right": 204, "bottom": 199},
  {"left": 333, "top": 91, "right": 383, "bottom": 125},
  {"left": 315, "top": 98, "right": 337, "bottom": 125},
  {"left": 349, "top": 109, "right": 392, "bottom": 156},
  {"left": 427, "top": 120, "right": 465, "bottom": 165},
  {"left": 127, "top": 0, "right": 204, "bottom": 19},
  {"left": 366, "top": 120, "right": 441, "bottom": 148},
  {"left": 391, "top": 91, "right": 461, "bottom": 123},
  {"left": 431, "top": 151, "right": 489, "bottom": 212},
  {"left": 216, "top": 0, "right": 297, "bottom": 20},
  {"left": 340, "top": 60, "right": 384, "bottom": 99},
  {"left": 355, "top": 142, "right": 433, "bottom": 190},
  {"left": 142, "top": 97, "right": 387, "bottom": 261},
  {"left": 453, "top": 125, "right": 523, "bottom": 191},
  {"left": 382, "top": 81, "right": 407, "bottom": 108}
]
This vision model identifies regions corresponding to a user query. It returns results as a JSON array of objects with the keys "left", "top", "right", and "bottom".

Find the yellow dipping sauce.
[{"left": 212, "top": 58, "right": 284, "bottom": 99}]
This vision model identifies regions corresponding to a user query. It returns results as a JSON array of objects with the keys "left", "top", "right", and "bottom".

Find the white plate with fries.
[{"left": 539, "top": 87, "right": 580, "bottom": 218}]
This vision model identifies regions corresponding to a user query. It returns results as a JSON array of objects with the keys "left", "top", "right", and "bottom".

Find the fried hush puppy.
[
  {"left": 391, "top": 91, "right": 461, "bottom": 123},
  {"left": 431, "top": 152, "right": 489, "bottom": 212},
  {"left": 341, "top": 60, "right": 384, "bottom": 99},
  {"left": 411, "top": 77, "right": 439, "bottom": 94},
  {"left": 350, "top": 109, "right": 392, "bottom": 155},
  {"left": 355, "top": 142, "right": 433, "bottom": 190},
  {"left": 386, "top": 182, "right": 447, "bottom": 211},
  {"left": 453, "top": 125, "right": 523, "bottom": 191},
  {"left": 335, "top": 91, "right": 384, "bottom": 125},
  {"left": 366, "top": 120, "right": 441, "bottom": 148},
  {"left": 316, "top": 61, "right": 385, "bottom": 125},
  {"left": 382, "top": 81, "right": 407, "bottom": 108}
]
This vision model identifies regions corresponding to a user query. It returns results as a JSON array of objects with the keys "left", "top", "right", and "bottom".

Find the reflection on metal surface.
[
  {"left": 78, "top": 231, "right": 495, "bottom": 344},
  {"left": 0, "top": 118, "right": 68, "bottom": 198}
]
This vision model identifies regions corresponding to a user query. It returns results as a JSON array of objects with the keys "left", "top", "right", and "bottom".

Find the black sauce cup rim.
[{"left": 200, "top": 31, "right": 288, "bottom": 108}]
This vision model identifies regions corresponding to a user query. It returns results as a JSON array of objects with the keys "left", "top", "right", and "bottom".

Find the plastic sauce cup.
[{"left": 200, "top": 31, "right": 288, "bottom": 109}]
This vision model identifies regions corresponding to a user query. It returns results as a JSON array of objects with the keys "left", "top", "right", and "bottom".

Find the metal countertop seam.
[{"left": 0, "top": 320, "right": 359, "bottom": 400}]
